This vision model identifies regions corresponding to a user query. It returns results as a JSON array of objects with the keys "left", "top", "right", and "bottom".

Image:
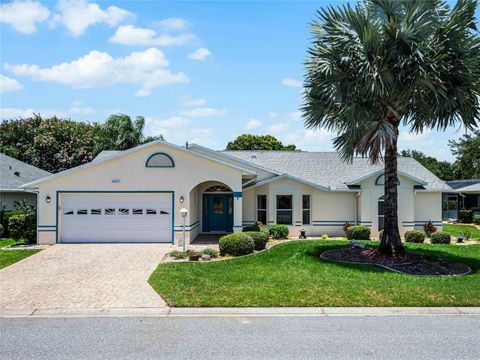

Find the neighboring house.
[
  {"left": 0, "top": 153, "right": 51, "bottom": 211},
  {"left": 21, "top": 141, "right": 449, "bottom": 245},
  {"left": 442, "top": 179, "right": 480, "bottom": 220}
]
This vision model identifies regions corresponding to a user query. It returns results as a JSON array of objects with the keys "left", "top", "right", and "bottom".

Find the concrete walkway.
[{"left": 0, "top": 244, "right": 171, "bottom": 310}]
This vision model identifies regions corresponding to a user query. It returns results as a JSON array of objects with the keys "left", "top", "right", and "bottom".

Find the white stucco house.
[{"left": 21, "top": 140, "right": 450, "bottom": 245}]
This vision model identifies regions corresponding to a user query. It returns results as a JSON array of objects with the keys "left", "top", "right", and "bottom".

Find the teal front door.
[{"left": 203, "top": 194, "right": 233, "bottom": 232}]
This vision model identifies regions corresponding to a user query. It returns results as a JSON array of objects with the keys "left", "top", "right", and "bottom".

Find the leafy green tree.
[
  {"left": 303, "top": 0, "right": 480, "bottom": 256},
  {"left": 449, "top": 131, "right": 480, "bottom": 179},
  {"left": 400, "top": 150, "right": 456, "bottom": 181},
  {"left": 0, "top": 115, "right": 100, "bottom": 173},
  {"left": 96, "top": 114, "right": 164, "bottom": 151},
  {"left": 226, "top": 134, "right": 297, "bottom": 151}
]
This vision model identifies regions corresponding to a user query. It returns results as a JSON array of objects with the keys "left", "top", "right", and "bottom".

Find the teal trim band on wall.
[
  {"left": 38, "top": 229, "right": 57, "bottom": 232},
  {"left": 56, "top": 190, "right": 175, "bottom": 244},
  {"left": 145, "top": 152, "right": 175, "bottom": 168},
  {"left": 233, "top": 192, "right": 242, "bottom": 198},
  {"left": 38, "top": 225, "right": 57, "bottom": 228}
]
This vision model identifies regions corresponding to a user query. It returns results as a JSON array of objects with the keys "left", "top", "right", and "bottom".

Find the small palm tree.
[{"left": 303, "top": 0, "right": 480, "bottom": 256}]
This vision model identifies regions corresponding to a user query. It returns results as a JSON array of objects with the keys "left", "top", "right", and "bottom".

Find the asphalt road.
[{"left": 1, "top": 315, "right": 479, "bottom": 359}]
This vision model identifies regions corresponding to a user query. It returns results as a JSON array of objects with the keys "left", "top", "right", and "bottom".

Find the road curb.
[{"left": 1, "top": 307, "right": 479, "bottom": 318}]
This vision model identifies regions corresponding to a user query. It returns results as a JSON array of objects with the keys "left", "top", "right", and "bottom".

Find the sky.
[{"left": 0, "top": 0, "right": 478, "bottom": 161}]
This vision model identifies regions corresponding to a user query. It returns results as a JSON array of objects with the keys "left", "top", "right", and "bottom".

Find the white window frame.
[
  {"left": 302, "top": 195, "right": 311, "bottom": 225},
  {"left": 257, "top": 195, "right": 267, "bottom": 225},
  {"left": 276, "top": 195, "right": 293, "bottom": 225}
]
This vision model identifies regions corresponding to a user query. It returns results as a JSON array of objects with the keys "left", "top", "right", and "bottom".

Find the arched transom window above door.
[
  {"left": 145, "top": 153, "right": 175, "bottom": 168},
  {"left": 204, "top": 185, "right": 232, "bottom": 192}
]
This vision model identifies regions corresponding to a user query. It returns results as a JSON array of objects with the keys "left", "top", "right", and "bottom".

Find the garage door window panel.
[{"left": 77, "top": 209, "right": 88, "bottom": 215}]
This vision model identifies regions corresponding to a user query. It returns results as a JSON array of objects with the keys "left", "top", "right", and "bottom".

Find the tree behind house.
[{"left": 226, "top": 134, "right": 297, "bottom": 151}]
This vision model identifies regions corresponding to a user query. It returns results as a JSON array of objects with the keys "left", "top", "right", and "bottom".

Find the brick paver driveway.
[{"left": 0, "top": 244, "right": 171, "bottom": 309}]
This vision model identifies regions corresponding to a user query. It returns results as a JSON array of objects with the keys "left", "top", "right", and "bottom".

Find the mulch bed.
[{"left": 321, "top": 246, "right": 472, "bottom": 276}]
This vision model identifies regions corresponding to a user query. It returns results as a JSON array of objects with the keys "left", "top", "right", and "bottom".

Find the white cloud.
[
  {"left": 245, "top": 118, "right": 262, "bottom": 130},
  {"left": 68, "top": 106, "right": 95, "bottom": 114},
  {"left": 283, "top": 128, "right": 335, "bottom": 151},
  {"left": 146, "top": 116, "right": 190, "bottom": 129},
  {"left": 1, "top": 106, "right": 96, "bottom": 119},
  {"left": 282, "top": 77, "right": 302, "bottom": 88},
  {"left": 268, "top": 123, "right": 290, "bottom": 133},
  {"left": 181, "top": 107, "right": 226, "bottom": 117},
  {"left": 52, "top": 0, "right": 132, "bottom": 36},
  {"left": 268, "top": 112, "right": 278, "bottom": 118},
  {"left": 188, "top": 48, "right": 212, "bottom": 61},
  {"left": 109, "top": 24, "right": 196, "bottom": 46},
  {"left": 5, "top": 47, "right": 189, "bottom": 96},
  {"left": 0, "top": 74, "right": 23, "bottom": 93},
  {"left": 134, "top": 89, "right": 151, "bottom": 97},
  {"left": 286, "top": 111, "right": 302, "bottom": 121},
  {"left": 0, "top": 0, "right": 50, "bottom": 34},
  {"left": 182, "top": 96, "right": 206, "bottom": 107},
  {"left": 156, "top": 18, "right": 190, "bottom": 31}
]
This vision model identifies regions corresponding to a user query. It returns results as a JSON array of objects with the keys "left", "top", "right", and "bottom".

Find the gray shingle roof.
[
  {"left": 446, "top": 179, "right": 480, "bottom": 190},
  {"left": 0, "top": 153, "right": 51, "bottom": 191},
  {"left": 93, "top": 150, "right": 122, "bottom": 161},
  {"left": 222, "top": 151, "right": 451, "bottom": 192},
  {"left": 454, "top": 182, "right": 480, "bottom": 193}
]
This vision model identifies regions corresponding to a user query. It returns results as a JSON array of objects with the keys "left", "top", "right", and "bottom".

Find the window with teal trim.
[{"left": 146, "top": 153, "right": 174, "bottom": 167}]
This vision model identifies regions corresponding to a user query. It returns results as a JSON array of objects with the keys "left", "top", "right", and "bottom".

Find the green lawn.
[
  {"left": 443, "top": 224, "right": 480, "bottom": 240},
  {"left": 149, "top": 240, "right": 480, "bottom": 307},
  {"left": 0, "top": 238, "right": 40, "bottom": 270}
]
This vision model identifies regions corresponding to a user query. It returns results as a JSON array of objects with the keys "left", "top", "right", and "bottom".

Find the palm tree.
[{"left": 303, "top": 0, "right": 480, "bottom": 256}]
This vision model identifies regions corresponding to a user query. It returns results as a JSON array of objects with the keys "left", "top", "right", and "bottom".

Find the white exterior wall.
[
  {"left": 34, "top": 143, "right": 243, "bottom": 245},
  {"left": 413, "top": 192, "right": 443, "bottom": 231}
]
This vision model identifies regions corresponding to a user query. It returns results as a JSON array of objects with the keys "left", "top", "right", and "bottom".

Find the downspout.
[{"left": 354, "top": 192, "right": 361, "bottom": 225}]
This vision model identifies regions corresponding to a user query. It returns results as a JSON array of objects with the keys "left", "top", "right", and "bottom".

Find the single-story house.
[
  {"left": 0, "top": 153, "right": 51, "bottom": 211},
  {"left": 442, "top": 179, "right": 480, "bottom": 220},
  {"left": 21, "top": 141, "right": 450, "bottom": 245}
]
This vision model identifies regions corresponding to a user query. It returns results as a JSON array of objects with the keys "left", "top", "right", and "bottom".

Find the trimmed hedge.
[
  {"left": 473, "top": 214, "right": 480, "bottom": 225},
  {"left": 267, "top": 224, "right": 289, "bottom": 239},
  {"left": 0, "top": 210, "right": 24, "bottom": 237},
  {"left": 430, "top": 231, "right": 451, "bottom": 244},
  {"left": 8, "top": 213, "right": 36, "bottom": 244},
  {"left": 219, "top": 233, "right": 255, "bottom": 256},
  {"left": 346, "top": 225, "right": 370, "bottom": 240},
  {"left": 243, "top": 225, "right": 260, "bottom": 232},
  {"left": 244, "top": 231, "right": 269, "bottom": 251},
  {"left": 458, "top": 209, "right": 473, "bottom": 224},
  {"left": 405, "top": 230, "right": 426, "bottom": 243}
]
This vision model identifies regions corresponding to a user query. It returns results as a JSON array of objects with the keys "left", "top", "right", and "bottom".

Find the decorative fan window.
[
  {"left": 145, "top": 153, "right": 174, "bottom": 168},
  {"left": 375, "top": 174, "right": 400, "bottom": 186},
  {"left": 204, "top": 185, "right": 232, "bottom": 192}
]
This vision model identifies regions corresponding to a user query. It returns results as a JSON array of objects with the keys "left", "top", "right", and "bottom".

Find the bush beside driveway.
[{"left": 149, "top": 240, "right": 480, "bottom": 307}]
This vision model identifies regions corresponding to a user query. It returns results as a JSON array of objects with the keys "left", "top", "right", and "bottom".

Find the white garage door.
[{"left": 60, "top": 192, "right": 172, "bottom": 243}]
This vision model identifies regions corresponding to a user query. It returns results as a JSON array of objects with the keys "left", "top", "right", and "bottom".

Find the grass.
[
  {"left": 149, "top": 240, "right": 480, "bottom": 307},
  {"left": 443, "top": 224, "right": 480, "bottom": 240},
  {"left": 0, "top": 238, "right": 40, "bottom": 270}
]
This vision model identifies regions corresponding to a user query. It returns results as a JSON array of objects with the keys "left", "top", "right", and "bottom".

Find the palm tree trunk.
[{"left": 379, "top": 129, "right": 405, "bottom": 257}]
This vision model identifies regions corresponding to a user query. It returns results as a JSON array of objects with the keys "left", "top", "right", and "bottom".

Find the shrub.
[
  {"left": 404, "top": 230, "right": 426, "bottom": 243},
  {"left": 219, "top": 233, "right": 255, "bottom": 256},
  {"left": 473, "top": 214, "right": 480, "bottom": 225},
  {"left": 267, "top": 224, "right": 289, "bottom": 239},
  {"left": 430, "top": 231, "right": 451, "bottom": 244},
  {"left": 243, "top": 225, "right": 259, "bottom": 232},
  {"left": 378, "top": 229, "right": 384, "bottom": 240},
  {"left": 424, "top": 220, "right": 437, "bottom": 237},
  {"left": 0, "top": 210, "right": 24, "bottom": 237},
  {"left": 343, "top": 221, "right": 351, "bottom": 237},
  {"left": 321, "top": 234, "right": 329, "bottom": 239},
  {"left": 202, "top": 248, "right": 219, "bottom": 258},
  {"left": 243, "top": 231, "right": 269, "bottom": 251},
  {"left": 346, "top": 225, "right": 370, "bottom": 240},
  {"left": 463, "top": 232, "right": 471, "bottom": 241},
  {"left": 8, "top": 213, "right": 36, "bottom": 244},
  {"left": 0, "top": 223, "right": 3, "bottom": 238},
  {"left": 170, "top": 251, "right": 189, "bottom": 260},
  {"left": 458, "top": 209, "right": 473, "bottom": 223}
]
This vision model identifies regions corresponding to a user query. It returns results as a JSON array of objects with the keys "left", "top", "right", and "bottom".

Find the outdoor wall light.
[
  {"left": 179, "top": 196, "right": 184, "bottom": 203},
  {"left": 45, "top": 195, "right": 51, "bottom": 204}
]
